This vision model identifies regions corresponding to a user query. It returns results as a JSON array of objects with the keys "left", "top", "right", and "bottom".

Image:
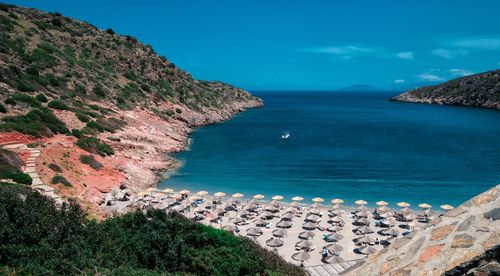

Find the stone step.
[
  {"left": 34, "top": 185, "right": 54, "bottom": 193},
  {"left": 28, "top": 172, "right": 38, "bottom": 177},
  {"left": 32, "top": 178, "right": 43, "bottom": 185},
  {"left": 24, "top": 167, "right": 36, "bottom": 173}
]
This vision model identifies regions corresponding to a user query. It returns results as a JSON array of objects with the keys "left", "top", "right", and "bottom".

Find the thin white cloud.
[
  {"left": 417, "top": 73, "right": 444, "bottom": 82},
  {"left": 394, "top": 79, "right": 405, "bottom": 84},
  {"left": 395, "top": 52, "right": 414, "bottom": 60},
  {"left": 431, "top": 48, "right": 468, "bottom": 59},
  {"left": 453, "top": 38, "right": 500, "bottom": 50},
  {"left": 304, "top": 45, "right": 373, "bottom": 55},
  {"left": 449, "top": 68, "right": 474, "bottom": 77}
]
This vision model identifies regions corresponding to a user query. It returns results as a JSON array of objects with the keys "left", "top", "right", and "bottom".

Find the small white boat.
[{"left": 281, "top": 131, "right": 290, "bottom": 139}]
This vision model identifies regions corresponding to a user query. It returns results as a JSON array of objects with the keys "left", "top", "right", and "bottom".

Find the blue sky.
[{"left": 4, "top": 0, "right": 500, "bottom": 90}]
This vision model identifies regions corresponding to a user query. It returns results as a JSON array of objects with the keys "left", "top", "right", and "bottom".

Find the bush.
[
  {"left": 0, "top": 104, "right": 6, "bottom": 113},
  {"left": 93, "top": 84, "right": 105, "bottom": 97},
  {"left": 0, "top": 108, "right": 69, "bottom": 137},
  {"left": 5, "top": 93, "right": 41, "bottom": 107},
  {"left": 48, "top": 163, "right": 63, "bottom": 173},
  {"left": 175, "top": 108, "right": 182, "bottom": 114},
  {"left": 3, "top": 98, "right": 16, "bottom": 105},
  {"left": 79, "top": 154, "right": 102, "bottom": 170},
  {"left": 75, "top": 112, "right": 90, "bottom": 122},
  {"left": 0, "top": 186, "right": 305, "bottom": 275},
  {"left": 0, "top": 170, "right": 32, "bottom": 185},
  {"left": 106, "top": 28, "right": 115, "bottom": 35},
  {"left": 71, "top": 128, "right": 82, "bottom": 138},
  {"left": 17, "top": 81, "right": 35, "bottom": 92},
  {"left": 76, "top": 137, "right": 114, "bottom": 156},
  {"left": 51, "top": 175, "right": 71, "bottom": 186},
  {"left": 47, "top": 99, "right": 69, "bottom": 110},
  {"left": 35, "top": 94, "right": 48, "bottom": 102}
]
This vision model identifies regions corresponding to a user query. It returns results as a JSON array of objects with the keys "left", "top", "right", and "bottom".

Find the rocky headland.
[
  {"left": 391, "top": 69, "right": 500, "bottom": 110},
  {"left": 0, "top": 3, "right": 262, "bottom": 217}
]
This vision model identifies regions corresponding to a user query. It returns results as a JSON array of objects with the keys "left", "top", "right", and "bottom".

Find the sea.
[{"left": 159, "top": 91, "right": 500, "bottom": 208}]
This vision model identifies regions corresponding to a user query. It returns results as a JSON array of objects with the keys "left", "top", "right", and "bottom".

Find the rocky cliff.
[
  {"left": 0, "top": 3, "right": 262, "bottom": 215},
  {"left": 391, "top": 70, "right": 500, "bottom": 110},
  {"left": 352, "top": 185, "right": 500, "bottom": 275}
]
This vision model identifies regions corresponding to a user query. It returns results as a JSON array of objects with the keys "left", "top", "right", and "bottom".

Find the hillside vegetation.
[
  {"left": 0, "top": 183, "right": 304, "bottom": 275},
  {"left": 391, "top": 69, "right": 500, "bottom": 109},
  {"left": 0, "top": 2, "right": 260, "bottom": 153}
]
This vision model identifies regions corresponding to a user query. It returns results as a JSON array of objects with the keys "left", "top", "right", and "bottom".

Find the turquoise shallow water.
[{"left": 160, "top": 91, "right": 500, "bottom": 207}]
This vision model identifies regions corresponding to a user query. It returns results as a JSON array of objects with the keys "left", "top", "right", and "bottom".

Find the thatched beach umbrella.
[
  {"left": 214, "top": 192, "right": 226, "bottom": 199},
  {"left": 308, "top": 208, "right": 321, "bottom": 215},
  {"left": 331, "top": 198, "right": 344, "bottom": 204},
  {"left": 299, "top": 231, "right": 316, "bottom": 239},
  {"left": 357, "top": 210, "right": 371, "bottom": 218},
  {"left": 356, "top": 205, "right": 369, "bottom": 212},
  {"left": 331, "top": 209, "right": 344, "bottom": 216},
  {"left": 376, "top": 201, "right": 389, "bottom": 206},
  {"left": 311, "top": 202, "right": 322, "bottom": 208},
  {"left": 325, "top": 233, "right": 344, "bottom": 241},
  {"left": 292, "top": 251, "right": 311, "bottom": 264},
  {"left": 440, "top": 204, "right": 454, "bottom": 211},
  {"left": 178, "top": 189, "right": 190, "bottom": 195},
  {"left": 384, "top": 228, "right": 400, "bottom": 237},
  {"left": 146, "top": 187, "right": 156, "bottom": 196},
  {"left": 232, "top": 193, "right": 244, "bottom": 199},
  {"left": 358, "top": 245, "right": 377, "bottom": 255},
  {"left": 356, "top": 217, "right": 370, "bottom": 225},
  {"left": 418, "top": 203, "right": 432, "bottom": 209},
  {"left": 325, "top": 243, "right": 344, "bottom": 252},
  {"left": 330, "top": 216, "right": 343, "bottom": 223},
  {"left": 312, "top": 197, "right": 324, "bottom": 203},
  {"left": 253, "top": 194, "right": 265, "bottom": 200},
  {"left": 355, "top": 199, "right": 367, "bottom": 205},
  {"left": 295, "top": 240, "right": 313, "bottom": 250},
  {"left": 254, "top": 218, "right": 268, "bottom": 227},
  {"left": 332, "top": 204, "right": 344, "bottom": 210},
  {"left": 404, "top": 213, "right": 417, "bottom": 221},
  {"left": 380, "top": 211, "right": 394, "bottom": 219},
  {"left": 264, "top": 205, "right": 279, "bottom": 212},
  {"left": 327, "top": 225, "right": 343, "bottom": 232},
  {"left": 266, "top": 238, "right": 284, "bottom": 248},
  {"left": 290, "top": 201, "right": 300, "bottom": 207},
  {"left": 272, "top": 195, "right": 284, "bottom": 201},
  {"left": 324, "top": 255, "right": 344, "bottom": 264},
  {"left": 357, "top": 236, "right": 375, "bottom": 244},
  {"left": 397, "top": 202, "right": 410, "bottom": 208},
  {"left": 305, "top": 214, "right": 320, "bottom": 222},
  {"left": 231, "top": 216, "right": 244, "bottom": 224},
  {"left": 196, "top": 190, "right": 208, "bottom": 198},
  {"left": 193, "top": 206, "right": 205, "bottom": 213},
  {"left": 292, "top": 196, "right": 304, "bottom": 201},
  {"left": 272, "top": 229, "right": 287, "bottom": 238},
  {"left": 356, "top": 226, "right": 373, "bottom": 234},
  {"left": 379, "top": 206, "right": 391, "bottom": 212},
  {"left": 276, "top": 220, "right": 292, "bottom": 228},
  {"left": 246, "top": 227, "right": 263, "bottom": 236},
  {"left": 281, "top": 213, "right": 295, "bottom": 221},
  {"left": 161, "top": 188, "right": 174, "bottom": 194},
  {"left": 302, "top": 222, "right": 317, "bottom": 230},
  {"left": 260, "top": 211, "right": 274, "bottom": 219}
]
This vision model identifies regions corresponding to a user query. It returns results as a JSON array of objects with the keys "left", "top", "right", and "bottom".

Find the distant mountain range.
[{"left": 391, "top": 69, "right": 500, "bottom": 110}]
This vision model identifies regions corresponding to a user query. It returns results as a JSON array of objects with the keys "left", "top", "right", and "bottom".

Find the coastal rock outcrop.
[
  {"left": 391, "top": 69, "right": 500, "bottom": 110},
  {"left": 352, "top": 184, "right": 500, "bottom": 275}
]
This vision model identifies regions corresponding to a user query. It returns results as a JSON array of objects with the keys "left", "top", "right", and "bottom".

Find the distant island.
[{"left": 391, "top": 69, "right": 500, "bottom": 110}]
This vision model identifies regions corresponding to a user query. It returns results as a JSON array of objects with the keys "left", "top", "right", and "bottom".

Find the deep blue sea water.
[{"left": 159, "top": 91, "right": 500, "bottom": 207}]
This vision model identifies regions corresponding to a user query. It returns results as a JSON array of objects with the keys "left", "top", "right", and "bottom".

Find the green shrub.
[
  {"left": 175, "top": 108, "right": 182, "bottom": 114},
  {"left": 76, "top": 137, "right": 114, "bottom": 156},
  {"left": 93, "top": 84, "right": 105, "bottom": 97},
  {"left": 48, "top": 163, "right": 63, "bottom": 173},
  {"left": 76, "top": 112, "right": 90, "bottom": 122},
  {"left": 17, "top": 81, "right": 35, "bottom": 92},
  {"left": 5, "top": 93, "right": 41, "bottom": 107},
  {"left": 106, "top": 28, "right": 115, "bottom": 35},
  {"left": 51, "top": 175, "right": 71, "bottom": 186},
  {"left": 0, "top": 169, "right": 32, "bottom": 185},
  {"left": 3, "top": 98, "right": 16, "bottom": 105},
  {"left": 0, "top": 108, "right": 68, "bottom": 137},
  {"left": 0, "top": 186, "right": 304, "bottom": 276},
  {"left": 71, "top": 128, "right": 82, "bottom": 138},
  {"left": 79, "top": 154, "right": 102, "bottom": 170},
  {"left": 47, "top": 99, "right": 69, "bottom": 110},
  {"left": 35, "top": 94, "right": 48, "bottom": 102},
  {"left": 0, "top": 104, "right": 6, "bottom": 113},
  {"left": 75, "top": 83, "right": 86, "bottom": 94}
]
